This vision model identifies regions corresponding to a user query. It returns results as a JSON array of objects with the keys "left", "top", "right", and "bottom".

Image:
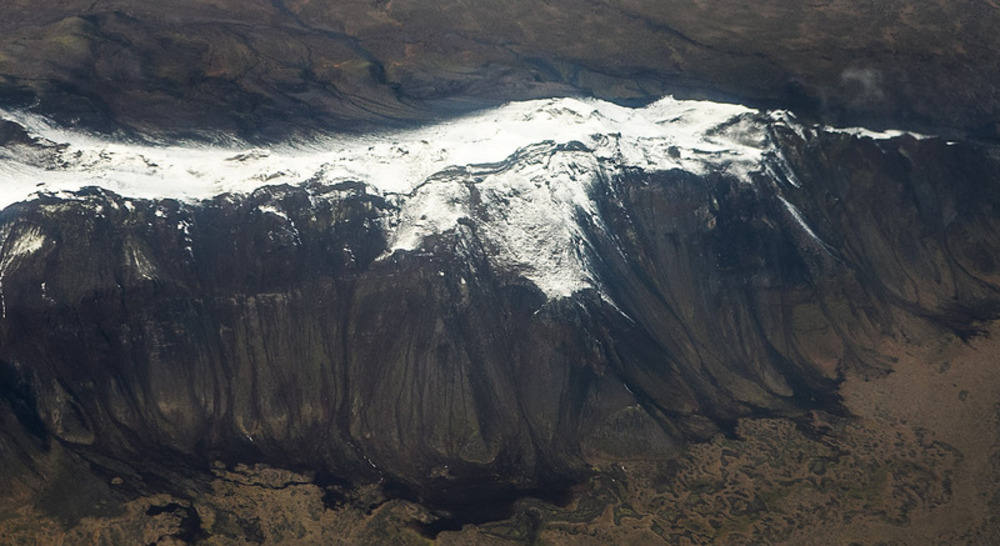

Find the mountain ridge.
[{"left": 3, "top": 98, "right": 999, "bottom": 540}]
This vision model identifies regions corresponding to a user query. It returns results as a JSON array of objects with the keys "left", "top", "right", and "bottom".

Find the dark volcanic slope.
[
  {"left": 1, "top": 0, "right": 999, "bottom": 137},
  {"left": 2, "top": 111, "right": 1000, "bottom": 533}
]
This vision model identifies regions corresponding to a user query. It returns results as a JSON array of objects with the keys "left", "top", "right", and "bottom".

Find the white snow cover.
[
  {"left": 0, "top": 96, "right": 928, "bottom": 298},
  {"left": 0, "top": 96, "right": 763, "bottom": 206}
]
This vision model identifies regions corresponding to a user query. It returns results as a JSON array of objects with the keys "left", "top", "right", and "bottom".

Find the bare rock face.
[
  {"left": 2, "top": 109, "right": 1000, "bottom": 540},
  {"left": 1, "top": 0, "right": 999, "bottom": 138}
]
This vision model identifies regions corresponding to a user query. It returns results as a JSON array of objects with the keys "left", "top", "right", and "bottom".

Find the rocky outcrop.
[{"left": 2, "top": 108, "right": 1000, "bottom": 533}]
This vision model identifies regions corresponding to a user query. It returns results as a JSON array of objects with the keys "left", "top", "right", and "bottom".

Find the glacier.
[{"left": 0, "top": 95, "right": 926, "bottom": 298}]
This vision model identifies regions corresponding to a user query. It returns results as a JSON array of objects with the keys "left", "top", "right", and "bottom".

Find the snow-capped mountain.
[
  {"left": 0, "top": 96, "right": 922, "bottom": 300},
  {"left": 1, "top": 95, "right": 999, "bottom": 531}
]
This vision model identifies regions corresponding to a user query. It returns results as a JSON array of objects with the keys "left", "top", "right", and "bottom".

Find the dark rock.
[
  {"left": 0, "top": 120, "right": 33, "bottom": 146},
  {"left": 1, "top": 124, "right": 999, "bottom": 527},
  {"left": 0, "top": 1, "right": 998, "bottom": 138}
]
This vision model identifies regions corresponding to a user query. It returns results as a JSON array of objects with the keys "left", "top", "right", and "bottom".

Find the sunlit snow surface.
[
  {"left": 0, "top": 96, "right": 765, "bottom": 203},
  {"left": 0, "top": 96, "right": 925, "bottom": 298}
]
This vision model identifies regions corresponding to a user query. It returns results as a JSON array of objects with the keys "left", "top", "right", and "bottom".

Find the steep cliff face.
[{"left": 2, "top": 98, "right": 999, "bottom": 536}]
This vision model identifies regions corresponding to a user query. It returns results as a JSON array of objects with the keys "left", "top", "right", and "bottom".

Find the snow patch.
[
  {"left": 0, "top": 225, "right": 48, "bottom": 318},
  {"left": 823, "top": 126, "right": 930, "bottom": 140},
  {"left": 386, "top": 176, "right": 471, "bottom": 254},
  {"left": 125, "top": 242, "right": 156, "bottom": 280},
  {"left": 778, "top": 196, "right": 821, "bottom": 244},
  {"left": 0, "top": 225, "right": 46, "bottom": 263},
  {"left": 478, "top": 148, "right": 605, "bottom": 298},
  {"left": 256, "top": 205, "right": 289, "bottom": 220}
]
